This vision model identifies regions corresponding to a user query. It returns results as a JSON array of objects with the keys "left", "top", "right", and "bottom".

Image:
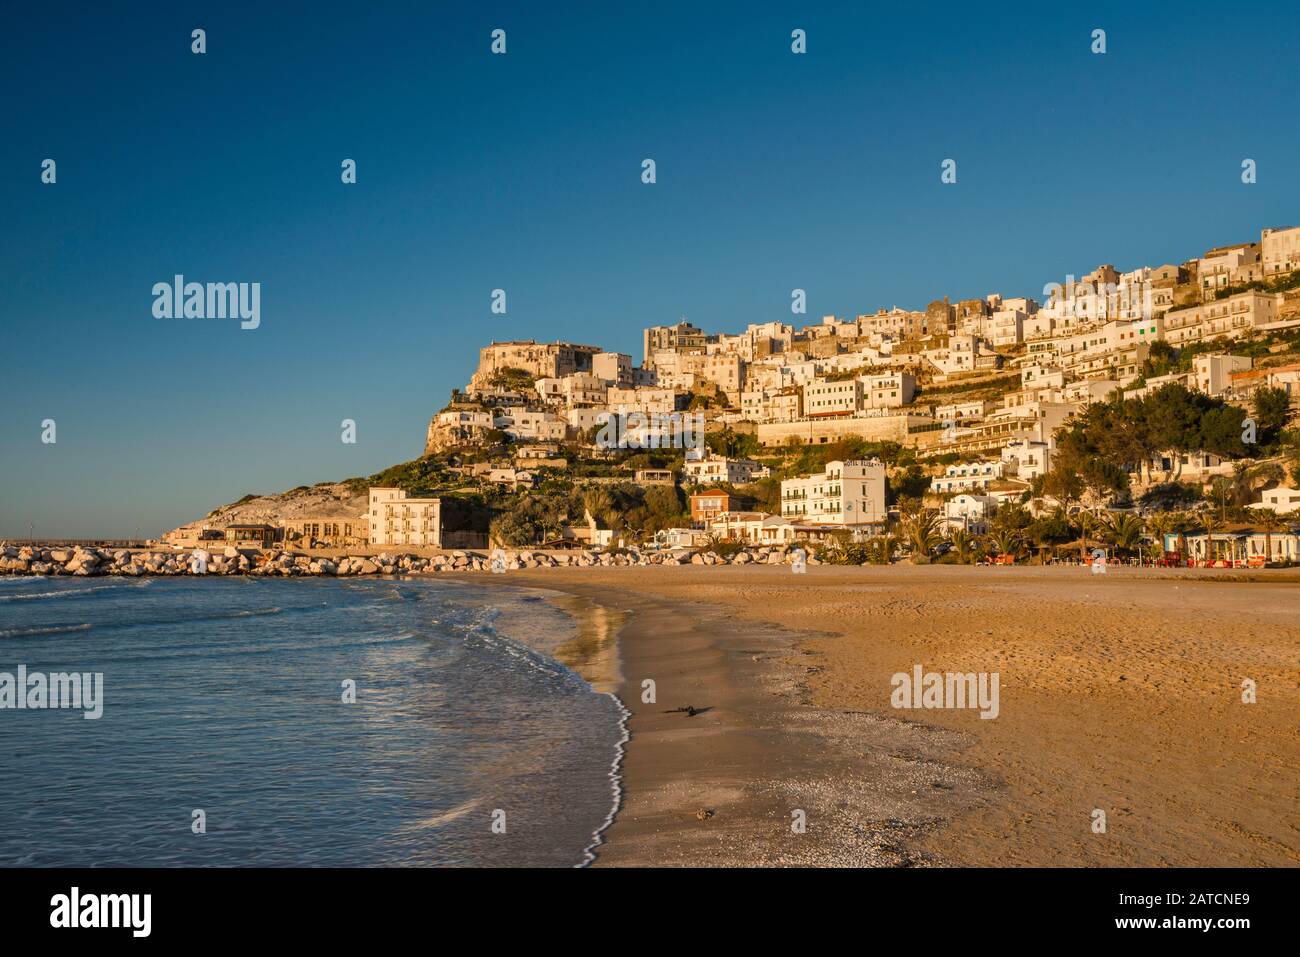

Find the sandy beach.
[{"left": 482, "top": 564, "right": 1299, "bottom": 867}]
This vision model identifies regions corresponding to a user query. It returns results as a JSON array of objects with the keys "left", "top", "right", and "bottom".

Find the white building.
[
  {"left": 607, "top": 386, "right": 681, "bottom": 415},
  {"left": 1262, "top": 225, "right": 1300, "bottom": 277},
  {"left": 369, "top": 488, "right": 441, "bottom": 547},
  {"left": 942, "top": 494, "right": 996, "bottom": 533},
  {"left": 1000, "top": 439, "right": 1052, "bottom": 480},
  {"left": 861, "top": 371, "right": 916, "bottom": 407},
  {"left": 1191, "top": 353, "right": 1252, "bottom": 397},
  {"left": 1252, "top": 487, "right": 1300, "bottom": 515},
  {"left": 931, "top": 462, "right": 1005, "bottom": 493},
  {"left": 494, "top": 407, "right": 568, "bottom": 442},
  {"left": 592, "top": 352, "right": 634, "bottom": 386},
  {"left": 683, "top": 455, "right": 770, "bottom": 486},
  {"left": 780, "top": 459, "right": 886, "bottom": 526},
  {"left": 803, "top": 378, "right": 862, "bottom": 417}
]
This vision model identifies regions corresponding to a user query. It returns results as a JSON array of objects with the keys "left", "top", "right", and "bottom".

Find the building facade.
[
  {"left": 368, "top": 488, "right": 442, "bottom": 547},
  {"left": 780, "top": 459, "right": 886, "bottom": 526}
]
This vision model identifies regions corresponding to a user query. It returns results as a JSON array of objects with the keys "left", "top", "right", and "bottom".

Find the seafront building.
[
  {"left": 780, "top": 460, "right": 887, "bottom": 527},
  {"left": 368, "top": 488, "right": 442, "bottom": 548}
]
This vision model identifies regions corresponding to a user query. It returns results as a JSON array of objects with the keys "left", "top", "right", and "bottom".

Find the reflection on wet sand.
[{"left": 544, "top": 592, "right": 626, "bottom": 695}]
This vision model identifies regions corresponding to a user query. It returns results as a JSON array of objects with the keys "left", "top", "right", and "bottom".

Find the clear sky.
[{"left": 2, "top": 0, "right": 1297, "bottom": 538}]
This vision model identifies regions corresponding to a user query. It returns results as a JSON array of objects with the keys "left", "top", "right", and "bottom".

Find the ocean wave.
[
  {"left": 0, "top": 623, "right": 93, "bottom": 639},
  {"left": 0, "top": 583, "right": 132, "bottom": 603},
  {"left": 111, "top": 606, "right": 286, "bottom": 630}
]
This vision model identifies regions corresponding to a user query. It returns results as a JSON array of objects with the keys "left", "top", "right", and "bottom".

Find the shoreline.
[
  {"left": 477, "top": 570, "right": 993, "bottom": 867},
  {"left": 480, "top": 584, "right": 632, "bottom": 867}
]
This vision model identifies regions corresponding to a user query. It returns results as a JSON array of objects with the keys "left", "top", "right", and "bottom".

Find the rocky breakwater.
[{"left": 1, "top": 543, "right": 821, "bottom": 577}]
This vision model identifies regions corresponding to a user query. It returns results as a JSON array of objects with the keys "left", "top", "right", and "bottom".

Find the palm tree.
[
  {"left": 1199, "top": 512, "right": 1225, "bottom": 566},
  {"left": 868, "top": 532, "right": 899, "bottom": 565},
  {"left": 1105, "top": 513, "right": 1146, "bottom": 561},
  {"left": 987, "top": 527, "right": 1023, "bottom": 564},
  {"left": 1253, "top": 508, "right": 1285, "bottom": 565},
  {"left": 947, "top": 527, "right": 975, "bottom": 564},
  {"left": 1144, "top": 511, "right": 1176, "bottom": 565},
  {"left": 1076, "top": 510, "right": 1101, "bottom": 562},
  {"left": 905, "top": 509, "right": 943, "bottom": 562},
  {"left": 1169, "top": 511, "right": 1193, "bottom": 566}
]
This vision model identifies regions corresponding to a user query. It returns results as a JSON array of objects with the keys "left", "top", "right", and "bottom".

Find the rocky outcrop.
[{"left": 161, "top": 482, "right": 367, "bottom": 545}]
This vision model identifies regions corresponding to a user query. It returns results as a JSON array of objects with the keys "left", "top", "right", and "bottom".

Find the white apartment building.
[
  {"left": 494, "top": 407, "right": 568, "bottom": 442},
  {"left": 942, "top": 494, "right": 996, "bottom": 533},
  {"left": 1192, "top": 353, "right": 1252, "bottom": 396},
  {"left": 1026, "top": 318, "right": 1159, "bottom": 383},
  {"left": 1000, "top": 439, "right": 1052, "bottom": 480},
  {"left": 862, "top": 371, "right": 916, "bottom": 407},
  {"left": 991, "top": 308, "right": 1026, "bottom": 346},
  {"left": 803, "top": 378, "right": 862, "bottom": 417},
  {"left": 1262, "top": 225, "right": 1300, "bottom": 276},
  {"left": 683, "top": 455, "right": 770, "bottom": 486},
  {"left": 1021, "top": 365, "right": 1066, "bottom": 389},
  {"left": 780, "top": 459, "right": 886, "bottom": 526},
  {"left": 935, "top": 400, "right": 995, "bottom": 422},
  {"left": 1023, "top": 313, "right": 1055, "bottom": 340},
  {"left": 740, "top": 386, "right": 801, "bottom": 423},
  {"left": 534, "top": 373, "right": 608, "bottom": 407},
  {"left": 1196, "top": 244, "right": 1261, "bottom": 297},
  {"left": 369, "top": 488, "right": 441, "bottom": 547},
  {"left": 566, "top": 407, "right": 606, "bottom": 433},
  {"left": 1162, "top": 291, "right": 1279, "bottom": 346},
  {"left": 931, "top": 461, "right": 1005, "bottom": 493},
  {"left": 592, "top": 352, "right": 634, "bottom": 386},
  {"left": 607, "top": 386, "right": 681, "bottom": 415},
  {"left": 802, "top": 372, "right": 915, "bottom": 417},
  {"left": 924, "top": 334, "right": 999, "bottom": 376}
]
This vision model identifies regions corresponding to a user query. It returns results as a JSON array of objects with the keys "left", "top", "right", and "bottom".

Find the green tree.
[
  {"left": 1105, "top": 512, "right": 1145, "bottom": 559},
  {"left": 1253, "top": 508, "right": 1285, "bottom": 564},
  {"left": 904, "top": 509, "right": 943, "bottom": 562},
  {"left": 986, "top": 527, "right": 1023, "bottom": 563},
  {"left": 1198, "top": 512, "right": 1225, "bottom": 564},
  {"left": 947, "top": 527, "right": 976, "bottom": 564},
  {"left": 1252, "top": 386, "right": 1291, "bottom": 445}
]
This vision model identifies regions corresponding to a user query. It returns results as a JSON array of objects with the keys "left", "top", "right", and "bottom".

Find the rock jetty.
[{"left": 0, "top": 543, "right": 820, "bottom": 577}]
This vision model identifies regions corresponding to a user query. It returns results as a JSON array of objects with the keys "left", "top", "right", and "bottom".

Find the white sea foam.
[
  {"left": 0, "top": 583, "right": 128, "bottom": 602},
  {"left": 578, "top": 690, "right": 631, "bottom": 868},
  {"left": 0, "top": 623, "right": 93, "bottom": 639}
]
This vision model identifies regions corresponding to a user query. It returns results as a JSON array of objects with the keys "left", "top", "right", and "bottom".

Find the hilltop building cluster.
[
  {"left": 144, "top": 223, "right": 1300, "bottom": 558},
  {"left": 408, "top": 222, "right": 1300, "bottom": 547}
]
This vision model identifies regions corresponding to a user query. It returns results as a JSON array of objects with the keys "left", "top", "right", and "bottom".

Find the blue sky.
[{"left": 2, "top": 0, "right": 1297, "bottom": 537}]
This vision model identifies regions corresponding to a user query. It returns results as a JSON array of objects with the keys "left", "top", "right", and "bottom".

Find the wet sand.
[{"left": 471, "top": 565, "right": 1300, "bottom": 867}]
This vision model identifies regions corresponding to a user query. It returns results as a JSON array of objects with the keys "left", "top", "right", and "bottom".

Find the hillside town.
[
  {"left": 9, "top": 223, "right": 1300, "bottom": 575},
  {"left": 406, "top": 221, "right": 1300, "bottom": 567}
]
